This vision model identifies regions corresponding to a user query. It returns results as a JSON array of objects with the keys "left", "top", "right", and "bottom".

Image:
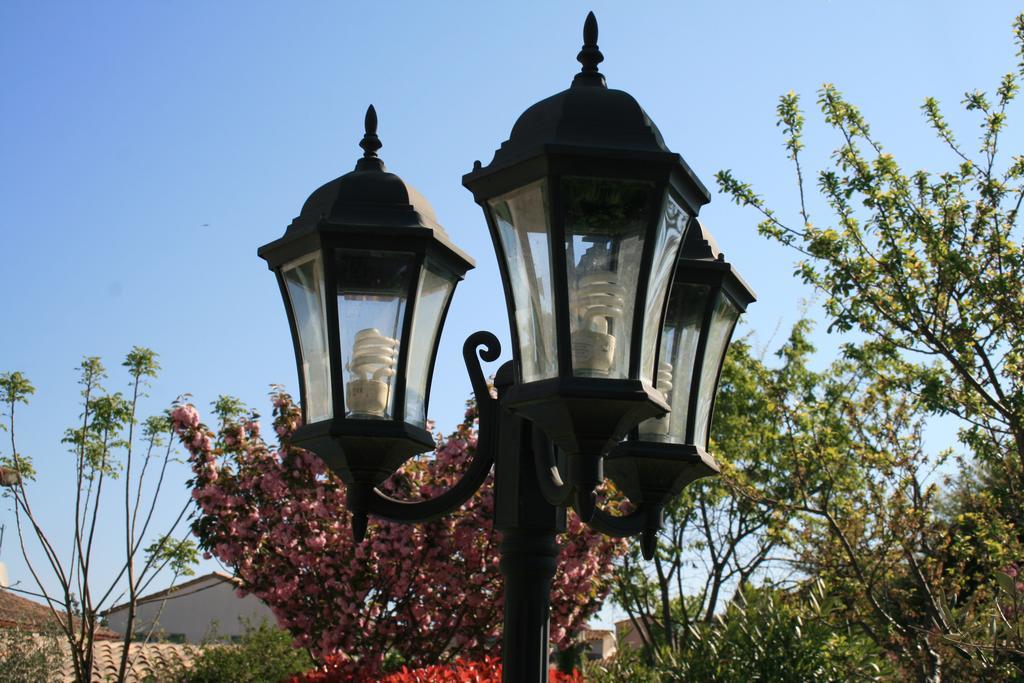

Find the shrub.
[
  {"left": 588, "top": 583, "right": 889, "bottom": 682},
  {"left": 0, "top": 626, "right": 64, "bottom": 683},
  {"left": 290, "top": 656, "right": 582, "bottom": 682},
  {"left": 175, "top": 620, "right": 312, "bottom": 683}
]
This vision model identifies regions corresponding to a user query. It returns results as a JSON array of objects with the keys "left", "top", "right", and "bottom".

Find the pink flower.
[
  {"left": 171, "top": 404, "right": 200, "bottom": 429},
  {"left": 190, "top": 430, "right": 212, "bottom": 451},
  {"left": 178, "top": 391, "right": 623, "bottom": 673}
]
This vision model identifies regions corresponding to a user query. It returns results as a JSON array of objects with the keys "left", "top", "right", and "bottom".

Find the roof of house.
[
  {"left": 0, "top": 588, "right": 119, "bottom": 640},
  {"left": 61, "top": 641, "right": 199, "bottom": 682},
  {"left": 103, "top": 571, "right": 242, "bottom": 616},
  {"left": 614, "top": 615, "right": 654, "bottom": 634},
  {"left": 583, "top": 628, "right": 614, "bottom": 639}
]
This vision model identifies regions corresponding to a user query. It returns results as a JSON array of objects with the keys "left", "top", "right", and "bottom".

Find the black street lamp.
[
  {"left": 258, "top": 105, "right": 474, "bottom": 539},
  {"left": 462, "top": 12, "right": 712, "bottom": 525},
  {"left": 259, "top": 13, "right": 753, "bottom": 682},
  {"left": 602, "top": 218, "right": 756, "bottom": 557}
]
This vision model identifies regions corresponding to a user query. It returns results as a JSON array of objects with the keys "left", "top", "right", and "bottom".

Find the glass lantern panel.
[
  {"left": 637, "top": 284, "right": 710, "bottom": 443},
  {"left": 404, "top": 261, "right": 456, "bottom": 428},
  {"left": 489, "top": 181, "right": 558, "bottom": 382},
  {"left": 564, "top": 178, "right": 653, "bottom": 379},
  {"left": 281, "top": 253, "right": 333, "bottom": 424},
  {"left": 639, "top": 196, "right": 688, "bottom": 386},
  {"left": 336, "top": 250, "right": 415, "bottom": 420},
  {"left": 693, "top": 295, "right": 741, "bottom": 448}
]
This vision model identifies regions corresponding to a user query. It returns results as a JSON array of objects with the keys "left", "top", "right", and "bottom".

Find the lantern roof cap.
[
  {"left": 680, "top": 217, "right": 723, "bottom": 261},
  {"left": 294, "top": 105, "right": 444, "bottom": 233},
  {"left": 260, "top": 105, "right": 474, "bottom": 273},
  {"left": 680, "top": 218, "right": 757, "bottom": 307},
  {"left": 464, "top": 13, "right": 709, "bottom": 206},
  {"left": 493, "top": 81, "right": 671, "bottom": 157}
]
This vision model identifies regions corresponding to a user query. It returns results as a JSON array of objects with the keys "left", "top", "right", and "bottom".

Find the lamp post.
[{"left": 259, "top": 13, "right": 753, "bottom": 682}]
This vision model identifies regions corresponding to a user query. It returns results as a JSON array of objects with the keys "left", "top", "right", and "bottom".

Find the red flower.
[{"left": 289, "top": 657, "right": 584, "bottom": 682}]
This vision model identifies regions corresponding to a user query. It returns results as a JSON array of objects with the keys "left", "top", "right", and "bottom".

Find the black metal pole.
[
  {"left": 499, "top": 527, "right": 558, "bottom": 683},
  {"left": 493, "top": 364, "right": 566, "bottom": 683}
]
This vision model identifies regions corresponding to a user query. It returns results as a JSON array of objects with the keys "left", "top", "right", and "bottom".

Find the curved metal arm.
[
  {"left": 531, "top": 428, "right": 576, "bottom": 507},
  {"left": 366, "top": 331, "right": 501, "bottom": 524},
  {"left": 530, "top": 432, "right": 605, "bottom": 523},
  {"left": 589, "top": 503, "right": 663, "bottom": 561},
  {"left": 531, "top": 430, "right": 612, "bottom": 524},
  {"left": 588, "top": 505, "right": 648, "bottom": 537}
]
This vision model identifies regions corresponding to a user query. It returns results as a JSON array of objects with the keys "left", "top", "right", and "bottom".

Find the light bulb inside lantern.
[
  {"left": 572, "top": 270, "right": 625, "bottom": 375},
  {"left": 346, "top": 328, "right": 398, "bottom": 417},
  {"left": 644, "top": 360, "right": 674, "bottom": 437}
]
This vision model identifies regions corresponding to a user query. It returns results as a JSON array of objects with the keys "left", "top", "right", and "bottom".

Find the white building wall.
[
  {"left": 585, "top": 631, "right": 617, "bottom": 660},
  {"left": 104, "top": 576, "right": 276, "bottom": 644}
]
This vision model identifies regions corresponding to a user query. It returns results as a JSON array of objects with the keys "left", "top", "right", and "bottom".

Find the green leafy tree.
[
  {"left": 713, "top": 11, "right": 1024, "bottom": 681},
  {"left": 610, "top": 323, "right": 900, "bottom": 673},
  {"left": 717, "top": 15, "right": 1024, "bottom": 494},
  {"left": 611, "top": 331, "right": 801, "bottom": 653},
  {"left": 613, "top": 318, "right": 1023, "bottom": 680},
  {"left": 0, "top": 350, "right": 198, "bottom": 683},
  {"left": 766, "top": 340, "right": 1022, "bottom": 681}
]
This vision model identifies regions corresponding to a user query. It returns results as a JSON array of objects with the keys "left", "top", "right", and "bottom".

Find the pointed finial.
[
  {"left": 573, "top": 11, "right": 606, "bottom": 87},
  {"left": 641, "top": 506, "right": 664, "bottom": 560},
  {"left": 347, "top": 483, "right": 372, "bottom": 542},
  {"left": 359, "top": 105, "right": 382, "bottom": 158},
  {"left": 641, "top": 528, "right": 657, "bottom": 561},
  {"left": 583, "top": 11, "right": 598, "bottom": 49},
  {"left": 356, "top": 105, "right": 385, "bottom": 171}
]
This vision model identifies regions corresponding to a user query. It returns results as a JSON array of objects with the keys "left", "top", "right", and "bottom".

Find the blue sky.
[{"left": 1, "top": 0, "right": 1021, "bottom": 630}]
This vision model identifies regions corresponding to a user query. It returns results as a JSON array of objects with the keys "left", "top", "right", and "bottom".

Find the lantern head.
[
  {"left": 605, "top": 218, "right": 755, "bottom": 508},
  {"left": 463, "top": 13, "right": 710, "bottom": 509},
  {"left": 259, "top": 106, "right": 474, "bottom": 488}
]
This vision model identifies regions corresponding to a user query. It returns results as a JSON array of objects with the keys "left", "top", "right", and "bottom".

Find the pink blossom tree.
[{"left": 173, "top": 390, "right": 623, "bottom": 679}]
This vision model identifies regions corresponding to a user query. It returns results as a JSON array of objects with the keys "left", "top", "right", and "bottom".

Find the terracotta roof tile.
[
  {"left": 62, "top": 641, "right": 199, "bottom": 682},
  {"left": 0, "top": 589, "right": 118, "bottom": 640},
  {"left": 583, "top": 628, "right": 613, "bottom": 639}
]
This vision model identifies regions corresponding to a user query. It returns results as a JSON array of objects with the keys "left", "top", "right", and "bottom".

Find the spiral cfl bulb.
[
  {"left": 346, "top": 328, "right": 399, "bottom": 417},
  {"left": 645, "top": 360, "right": 674, "bottom": 436},
  {"left": 572, "top": 271, "right": 626, "bottom": 375},
  {"left": 656, "top": 360, "right": 673, "bottom": 396}
]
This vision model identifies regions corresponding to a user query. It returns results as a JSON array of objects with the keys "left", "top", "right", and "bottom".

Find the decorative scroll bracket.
[{"left": 364, "top": 331, "right": 501, "bottom": 525}]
